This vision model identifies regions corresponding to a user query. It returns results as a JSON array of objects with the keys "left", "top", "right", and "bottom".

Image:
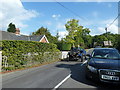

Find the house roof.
[
  {"left": 1, "top": 30, "right": 29, "bottom": 41},
  {"left": 29, "top": 35, "right": 44, "bottom": 42},
  {"left": 0, "top": 30, "right": 49, "bottom": 43}
]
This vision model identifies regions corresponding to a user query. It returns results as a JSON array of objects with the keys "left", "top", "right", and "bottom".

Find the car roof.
[
  {"left": 94, "top": 48, "right": 116, "bottom": 50},
  {"left": 87, "top": 48, "right": 118, "bottom": 55}
]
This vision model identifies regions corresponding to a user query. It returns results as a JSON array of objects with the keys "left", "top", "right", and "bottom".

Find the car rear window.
[{"left": 92, "top": 49, "right": 120, "bottom": 60}]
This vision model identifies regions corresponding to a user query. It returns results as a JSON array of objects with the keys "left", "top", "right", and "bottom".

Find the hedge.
[
  {"left": 61, "top": 43, "right": 71, "bottom": 51},
  {"left": 1, "top": 40, "right": 61, "bottom": 71},
  {"left": 56, "top": 43, "right": 72, "bottom": 51}
]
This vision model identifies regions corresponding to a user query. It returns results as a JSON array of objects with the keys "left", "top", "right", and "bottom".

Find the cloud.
[
  {"left": 97, "top": 19, "right": 118, "bottom": 34},
  {"left": 54, "top": 21, "right": 67, "bottom": 39},
  {"left": 58, "top": 31, "right": 68, "bottom": 40},
  {"left": 52, "top": 14, "right": 61, "bottom": 20},
  {"left": 56, "top": 23, "right": 65, "bottom": 30},
  {"left": 0, "top": 0, "right": 39, "bottom": 30},
  {"left": 45, "top": 21, "right": 52, "bottom": 26}
]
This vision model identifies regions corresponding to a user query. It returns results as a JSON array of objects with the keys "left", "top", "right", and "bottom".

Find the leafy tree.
[
  {"left": 92, "top": 35, "right": 108, "bottom": 47},
  {"left": 32, "top": 26, "right": 51, "bottom": 36},
  {"left": 65, "top": 19, "right": 82, "bottom": 45},
  {"left": 64, "top": 19, "right": 91, "bottom": 48},
  {"left": 114, "top": 34, "right": 120, "bottom": 51},
  {"left": 32, "top": 27, "right": 59, "bottom": 43},
  {"left": 7, "top": 23, "right": 16, "bottom": 33}
]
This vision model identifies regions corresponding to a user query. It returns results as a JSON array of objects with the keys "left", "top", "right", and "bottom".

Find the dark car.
[
  {"left": 68, "top": 47, "right": 86, "bottom": 62},
  {"left": 85, "top": 48, "right": 120, "bottom": 84}
]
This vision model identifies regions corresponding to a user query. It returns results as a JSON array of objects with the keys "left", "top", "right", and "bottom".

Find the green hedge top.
[{"left": 2, "top": 40, "right": 60, "bottom": 56}]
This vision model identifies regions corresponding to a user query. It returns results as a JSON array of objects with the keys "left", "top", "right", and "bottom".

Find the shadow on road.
[{"left": 56, "top": 61, "right": 120, "bottom": 90}]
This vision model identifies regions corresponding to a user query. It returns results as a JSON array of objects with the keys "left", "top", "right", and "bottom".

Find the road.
[{"left": 2, "top": 60, "right": 120, "bottom": 90}]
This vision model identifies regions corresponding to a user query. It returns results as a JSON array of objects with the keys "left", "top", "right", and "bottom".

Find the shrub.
[
  {"left": 1, "top": 40, "right": 61, "bottom": 71},
  {"left": 56, "top": 43, "right": 72, "bottom": 51}
]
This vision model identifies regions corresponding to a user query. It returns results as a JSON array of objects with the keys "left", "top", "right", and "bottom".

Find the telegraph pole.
[
  {"left": 105, "top": 27, "right": 109, "bottom": 46},
  {"left": 105, "top": 27, "right": 107, "bottom": 38}
]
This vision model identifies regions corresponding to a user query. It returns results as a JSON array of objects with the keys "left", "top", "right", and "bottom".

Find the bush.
[
  {"left": 61, "top": 43, "right": 71, "bottom": 51},
  {"left": 56, "top": 43, "right": 72, "bottom": 51},
  {"left": 1, "top": 40, "right": 60, "bottom": 71}
]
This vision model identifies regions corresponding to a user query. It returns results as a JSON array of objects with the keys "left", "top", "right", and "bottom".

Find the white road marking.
[
  {"left": 53, "top": 74, "right": 71, "bottom": 90},
  {"left": 81, "top": 60, "right": 87, "bottom": 66}
]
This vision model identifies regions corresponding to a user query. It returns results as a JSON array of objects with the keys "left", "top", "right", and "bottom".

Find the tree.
[
  {"left": 64, "top": 19, "right": 91, "bottom": 48},
  {"left": 65, "top": 19, "right": 79, "bottom": 43},
  {"left": 32, "top": 26, "right": 51, "bottom": 36},
  {"left": 32, "top": 27, "right": 59, "bottom": 43},
  {"left": 92, "top": 35, "right": 108, "bottom": 47},
  {"left": 7, "top": 23, "right": 16, "bottom": 33},
  {"left": 114, "top": 34, "right": 120, "bottom": 51}
]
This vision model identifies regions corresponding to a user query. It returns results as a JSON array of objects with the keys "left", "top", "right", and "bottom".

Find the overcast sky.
[{"left": 1, "top": 0, "right": 119, "bottom": 39}]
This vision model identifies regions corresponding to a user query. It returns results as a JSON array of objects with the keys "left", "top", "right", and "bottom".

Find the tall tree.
[
  {"left": 65, "top": 19, "right": 80, "bottom": 45},
  {"left": 32, "top": 27, "right": 58, "bottom": 43},
  {"left": 32, "top": 26, "right": 51, "bottom": 36},
  {"left": 7, "top": 23, "right": 16, "bottom": 33},
  {"left": 64, "top": 19, "right": 91, "bottom": 48}
]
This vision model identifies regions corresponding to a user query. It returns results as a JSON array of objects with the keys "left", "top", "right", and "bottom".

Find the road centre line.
[{"left": 53, "top": 74, "right": 71, "bottom": 90}]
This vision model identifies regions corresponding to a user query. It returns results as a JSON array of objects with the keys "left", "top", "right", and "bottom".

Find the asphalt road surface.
[{"left": 2, "top": 60, "right": 120, "bottom": 90}]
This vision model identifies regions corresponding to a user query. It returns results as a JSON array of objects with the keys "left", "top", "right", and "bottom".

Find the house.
[
  {"left": 103, "top": 41, "right": 112, "bottom": 47},
  {"left": 0, "top": 30, "right": 49, "bottom": 43},
  {"left": 93, "top": 41, "right": 112, "bottom": 47}
]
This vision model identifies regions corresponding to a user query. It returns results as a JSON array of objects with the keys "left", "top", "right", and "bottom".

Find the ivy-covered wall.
[{"left": 1, "top": 40, "right": 61, "bottom": 71}]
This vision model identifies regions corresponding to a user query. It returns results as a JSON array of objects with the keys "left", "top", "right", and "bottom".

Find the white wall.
[{"left": 61, "top": 51, "right": 69, "bottom": 59}]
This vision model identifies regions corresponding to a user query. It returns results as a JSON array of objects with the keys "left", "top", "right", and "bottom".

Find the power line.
[
  {"left": 54, "top": 0, "right": 102, "bottom": 28},
  {"left": 106, "top": 13, "right": 120, "bottom": 29},
  {"left": 54, "top": 0, "right": 119, "bottom": 32},
  {"left": 54, "top": 0, "right": 86, "bottom": 21}
]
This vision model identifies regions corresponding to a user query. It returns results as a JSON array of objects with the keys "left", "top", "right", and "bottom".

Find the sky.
[{"left": 1, "top": 0, "right": 119, "bottom": 39}]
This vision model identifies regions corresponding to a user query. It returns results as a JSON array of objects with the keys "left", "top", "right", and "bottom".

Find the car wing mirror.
[{"left": 85, "top": 54, "right": 91, "bottom": 60}]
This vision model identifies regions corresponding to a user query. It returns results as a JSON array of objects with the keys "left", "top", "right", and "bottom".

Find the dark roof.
[
  {"left": 0, "top": 30, "right": 45, "bottom": 42},
  {"left": 29, "top": 35, "right": 44, "bottom": 41}
]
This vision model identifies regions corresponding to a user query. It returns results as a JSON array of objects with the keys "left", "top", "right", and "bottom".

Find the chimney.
[{"left": 15, "top": 28, "right": 20, "bottom": 35}]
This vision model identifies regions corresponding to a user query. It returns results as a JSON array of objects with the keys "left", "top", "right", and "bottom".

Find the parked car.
[
  {"left": 85, "top": 48, "right": 120, "bottom": 84},
  {"left": 68, "top": 47, "right": 86, "bottom": 62}
]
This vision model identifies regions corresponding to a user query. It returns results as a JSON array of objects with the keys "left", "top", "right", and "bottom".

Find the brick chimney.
[{"left": 15, "top": 28, "right": 20, "bottom": 35}]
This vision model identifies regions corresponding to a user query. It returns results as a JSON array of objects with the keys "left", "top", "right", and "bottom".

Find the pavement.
[{"left": 2, "top": 60, "right": 120, "bottom": 90}]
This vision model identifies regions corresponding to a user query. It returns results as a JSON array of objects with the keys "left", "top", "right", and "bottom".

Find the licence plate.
[{"left": 101, "top": 75, "right": 119, "bottom": 81}]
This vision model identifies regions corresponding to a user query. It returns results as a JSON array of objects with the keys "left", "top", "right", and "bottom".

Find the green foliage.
[
  {"left": 114, "top": 34, "right": 120, "bottom": 51},
  {"left": 62, "top": 43, "right": 71, "bottom": 51},
  {"left": 64, "top": 19, "right": 91, "bottom": 48},
  {"left": 7, "top": 23, "right": 16, "bottom": 33},
  {"left": 92, "top": 32, "right": 119, "bottom": 48},
  {"left": 2, "top": 40, "right": 60, "bottom": 71},
  {"left": 56, "top": 43, "right": 71, "bottom": 51},
  {"left": 32, "top": 27, "right": 59, "bottom": 43}
]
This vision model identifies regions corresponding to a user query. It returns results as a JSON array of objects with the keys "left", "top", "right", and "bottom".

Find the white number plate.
[{"left": 101, "top": 75, "right": 119, "bottom": 81}]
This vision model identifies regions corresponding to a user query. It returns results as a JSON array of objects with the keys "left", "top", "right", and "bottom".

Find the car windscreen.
[{"left": 92, "top": 49, "right": 120, "bottom": 60}]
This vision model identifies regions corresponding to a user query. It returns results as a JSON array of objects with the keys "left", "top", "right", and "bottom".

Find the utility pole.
[{"left": 105, "top": 27, "right": 109, "bottom": 46}]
